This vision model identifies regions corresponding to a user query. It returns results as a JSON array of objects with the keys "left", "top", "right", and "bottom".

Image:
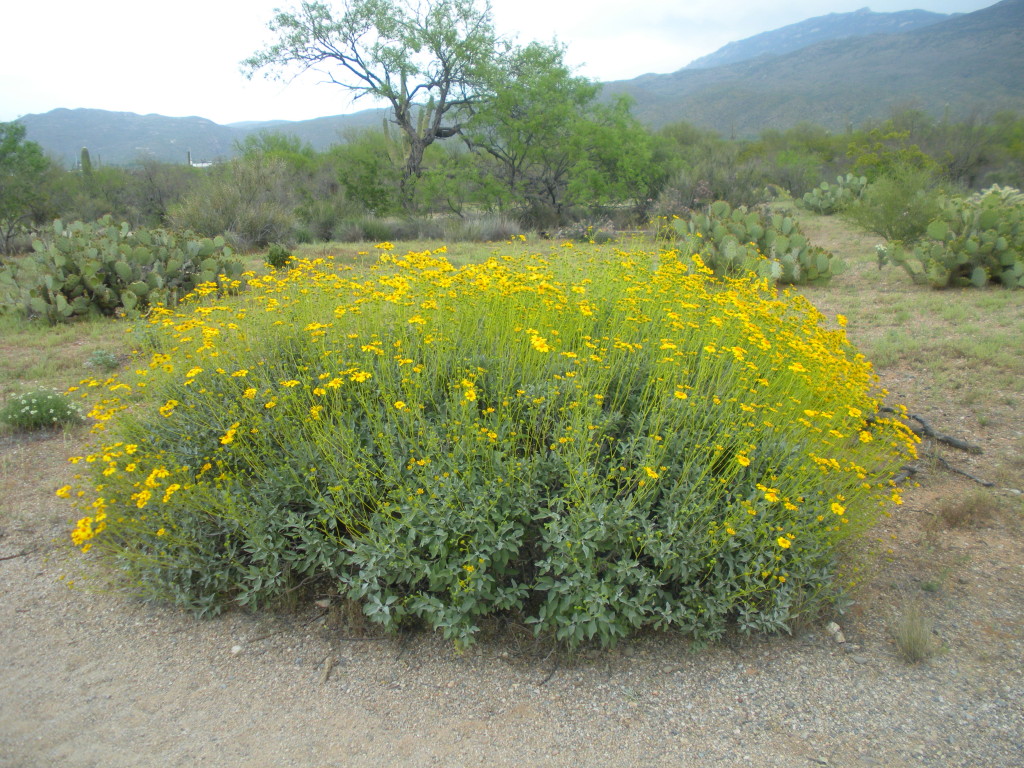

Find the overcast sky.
[{"left": 0, "top": 0, "right": 997, "bottom": 125}]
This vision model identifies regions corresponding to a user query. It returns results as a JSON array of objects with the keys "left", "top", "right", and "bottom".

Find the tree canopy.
[
  {"left": 244, "top": 0, "right": 500, "bottom": 199},
  {"left": 0, "top": 122, "right": 49, "bottom": 254}
]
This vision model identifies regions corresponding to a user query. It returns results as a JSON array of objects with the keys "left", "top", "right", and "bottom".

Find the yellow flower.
[
  {"left": 219, "top": 422, "right": 240, "bottom": 445},
  {"left": 530, "top": 334, "right": 551, "bottom": 353},
  {"left": 836, "top": 314, "right": 848, "bottom": 327},
  {"left": 736, "top": 454, "right": 751, "bottom": 467},
  {"left": 777, "top": 537, "right": 791, "bottom": 549},
  {"left": 156, "top": 528, "right": 167, "bottom": 537},
  {"left": 158, "top": 399, "right": 179, "bottom": 417},
  {"left": 56, "top": 485, "right": 72, "bottom": 498},
  {"left": 242, "top": 388, "right": 257, "bottom": 399},
  {"left": 394, "top": 401, "right": 407, "bottom": 410},
  {"left": 831, "top": 502, "right": 846, "bottom": 516},
  {"left": 186, "top": 367, "right": 203, "bottom": 378},
  {"left": 643, "top": 467, "right": 659, "bottom": 480}
]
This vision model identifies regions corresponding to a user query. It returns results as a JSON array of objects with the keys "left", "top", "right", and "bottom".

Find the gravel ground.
[{"left": 2, "top": 436, "right": 1022, "bottom": 767}]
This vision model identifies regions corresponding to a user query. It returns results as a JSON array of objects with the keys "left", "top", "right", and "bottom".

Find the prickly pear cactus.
[
  {"left": 876, "top": 187, "right": 1024, "bottom": 289},
  {"left": 673, "top": 202, "right": 844, "bottom": 285},
  {"left": 799, "top": 174, "right": 868, "bottom": 215},
  {"left": 1, "top": 215, "right": 246, "bottom": 323}
]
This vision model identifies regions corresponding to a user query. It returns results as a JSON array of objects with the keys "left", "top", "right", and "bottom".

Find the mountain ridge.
[
  {"left": 684, "top": 6, "right": 954, "bottom": 70},
  {"left": 14, "top": 1, "right": 1023, "bottom": 163}
]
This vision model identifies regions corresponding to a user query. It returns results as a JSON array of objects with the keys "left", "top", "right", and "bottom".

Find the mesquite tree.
[{"left": 243, "top": 0, "right": 500, "bottom": 205}]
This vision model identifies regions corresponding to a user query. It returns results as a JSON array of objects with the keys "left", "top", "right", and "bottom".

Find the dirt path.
[{"left": 3, "top": 220, "right": 1023, "bottom": 767}]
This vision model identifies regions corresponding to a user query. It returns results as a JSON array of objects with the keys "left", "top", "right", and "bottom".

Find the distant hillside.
[
  {"left": 686, "top": 7, "right": 953, "bottom": 69},
  {"left": 604, "top": 0, "right": 1024, "bottom": 134},
  {"left": 15, "top": 1, "right": 1024, "bottom": 160},
  {"left": 18, "top": 108, "right": 389, "bottom": 166}
]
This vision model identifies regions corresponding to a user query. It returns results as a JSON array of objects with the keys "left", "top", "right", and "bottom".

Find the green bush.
[
  {"left": 166, "top": 155, "right": 297, "bottom": 250},
  {"left": 65, "top": 245, "right": 915, "bottom": 649},
  {"left": 843, "top": 164, "right": 943, "bottom": 244},
  {"left": 0, "top": 216, "right": 246, "bottom": 323},
  {"left": 1, "top": 389, "right": 83, "bottom": 431},
  {"left": 84, "top": 348, "right": 121, "bottom": 372},
  {"left": 265, "top": 243, "right": 293, "bottom": 270},
  {"left": 673, "top": 201, "right": 845, "bottom": 285},
  {"left": 876, "top": 185, "right": 1024, "bottom": 288}
]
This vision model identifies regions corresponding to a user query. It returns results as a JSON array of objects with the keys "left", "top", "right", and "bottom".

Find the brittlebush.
[{"left": 62, "top": 242, "right": 917, "bottom": 648}]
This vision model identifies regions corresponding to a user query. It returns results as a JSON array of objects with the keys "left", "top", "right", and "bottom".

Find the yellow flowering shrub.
[{"left": 62, "top": 245, "right": 917, "bottom": 648}]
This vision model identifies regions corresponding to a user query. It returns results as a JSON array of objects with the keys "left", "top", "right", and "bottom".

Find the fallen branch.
[
  {"left": 929, "top": 453, "right": 995, "bottom": 488},
  {"left": 878, "top": 407, "right": 983, "bottom": 454},
  {"left": 0, "top": 550, "right": 31, "bottom": 562},
  {"left": 907, "top": 414, "right": 983, "bottom": 454}
]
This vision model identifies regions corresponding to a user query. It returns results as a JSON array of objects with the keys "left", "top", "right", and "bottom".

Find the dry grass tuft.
[
  {"left": 894, "top": 603, "right": 938, "bottom": 664},
  {"left": 934, "top": 488, "right": 1001, "bottom": 529}
]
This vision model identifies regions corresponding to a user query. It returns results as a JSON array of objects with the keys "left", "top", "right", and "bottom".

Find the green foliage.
[
  {"left": 327, "top": 130, "right": 404, "bottom": 216},
  {"left": 265, "top": 243, "right": 293, "bottom": 269},
  {"left": 800, "top": 173, "right": 868, "bottom": 215},
  {"left": 847, "top": 126, "right": 939, "bottom": 182},
  {"left": 67, "top": 246, "right": 915, "bottom": 648},
  {"left": 0, "top": 122, "right": 51, "bottom": 254},
  {"left": 167, "top": 155, "right": 298, "bottom": 249},
  {"left": 844, "top": 164, "right": 944, "bottom": 243},
  {"left": 653, "top": 126, "right": 775, "bottom": 212},
  {"left": 85, "top": 348, "right": 122, "bottom": 372},
  {"left": 0, "top": 389, "right": 83, "bottom": 431},
  {"left": 244, "top": 0, "right": 500, "bottom": 195},
  {"left": 466, "top": 42, "right": 658, "bottom": 227},
  {"left": 0, "top": 216, "right": 245, "bottom": 323},
  {"left": 876, "top": 185, "right": 1024, "bottom": 289},
  {"left": 672, "top": 201, "right": 845, "bottom": 285}
]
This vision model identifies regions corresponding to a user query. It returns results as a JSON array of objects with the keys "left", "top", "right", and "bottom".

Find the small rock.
[
  {"left": 314, "top": 598, "right": 332, "bottom": 609},
  {"left": 850, "top": 654, "right": 870, "bottom": 664},
  {"left": 230, "top": 645, "right": 243, "bottom": 655}
]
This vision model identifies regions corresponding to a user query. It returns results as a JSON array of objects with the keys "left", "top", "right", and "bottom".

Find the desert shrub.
[
  {"left": 0, "top": 216, "right": 246, "bottom": 323},
  {"left": 63, "top": 244, "right": 916, "bottom": 649},
  {"left": 800, "top": 174, "right": 868, "bottom": 215},
  {"left": 876, "top": 185, "right": 1024, "bottom": 288},
  {"left": 443, "top": 213, "right": 523, "bottom": 242},
  {"left": 672, "top": 201, "right": 845, "bottom": 285},
  {"left": 1, "top": 389, "right": 83, "bottom": 431},
  {"left": 84, "top": 349, "right": 121, "bottom": 372},
  {"left": 265, "top": 243, "right": 293, "bottom": 270},
  {"left": 844, "top": 164, "right": 943, "bottom": 244},
  {"left": 167, "top": 155, "right": 297, "bottom": 250}
]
